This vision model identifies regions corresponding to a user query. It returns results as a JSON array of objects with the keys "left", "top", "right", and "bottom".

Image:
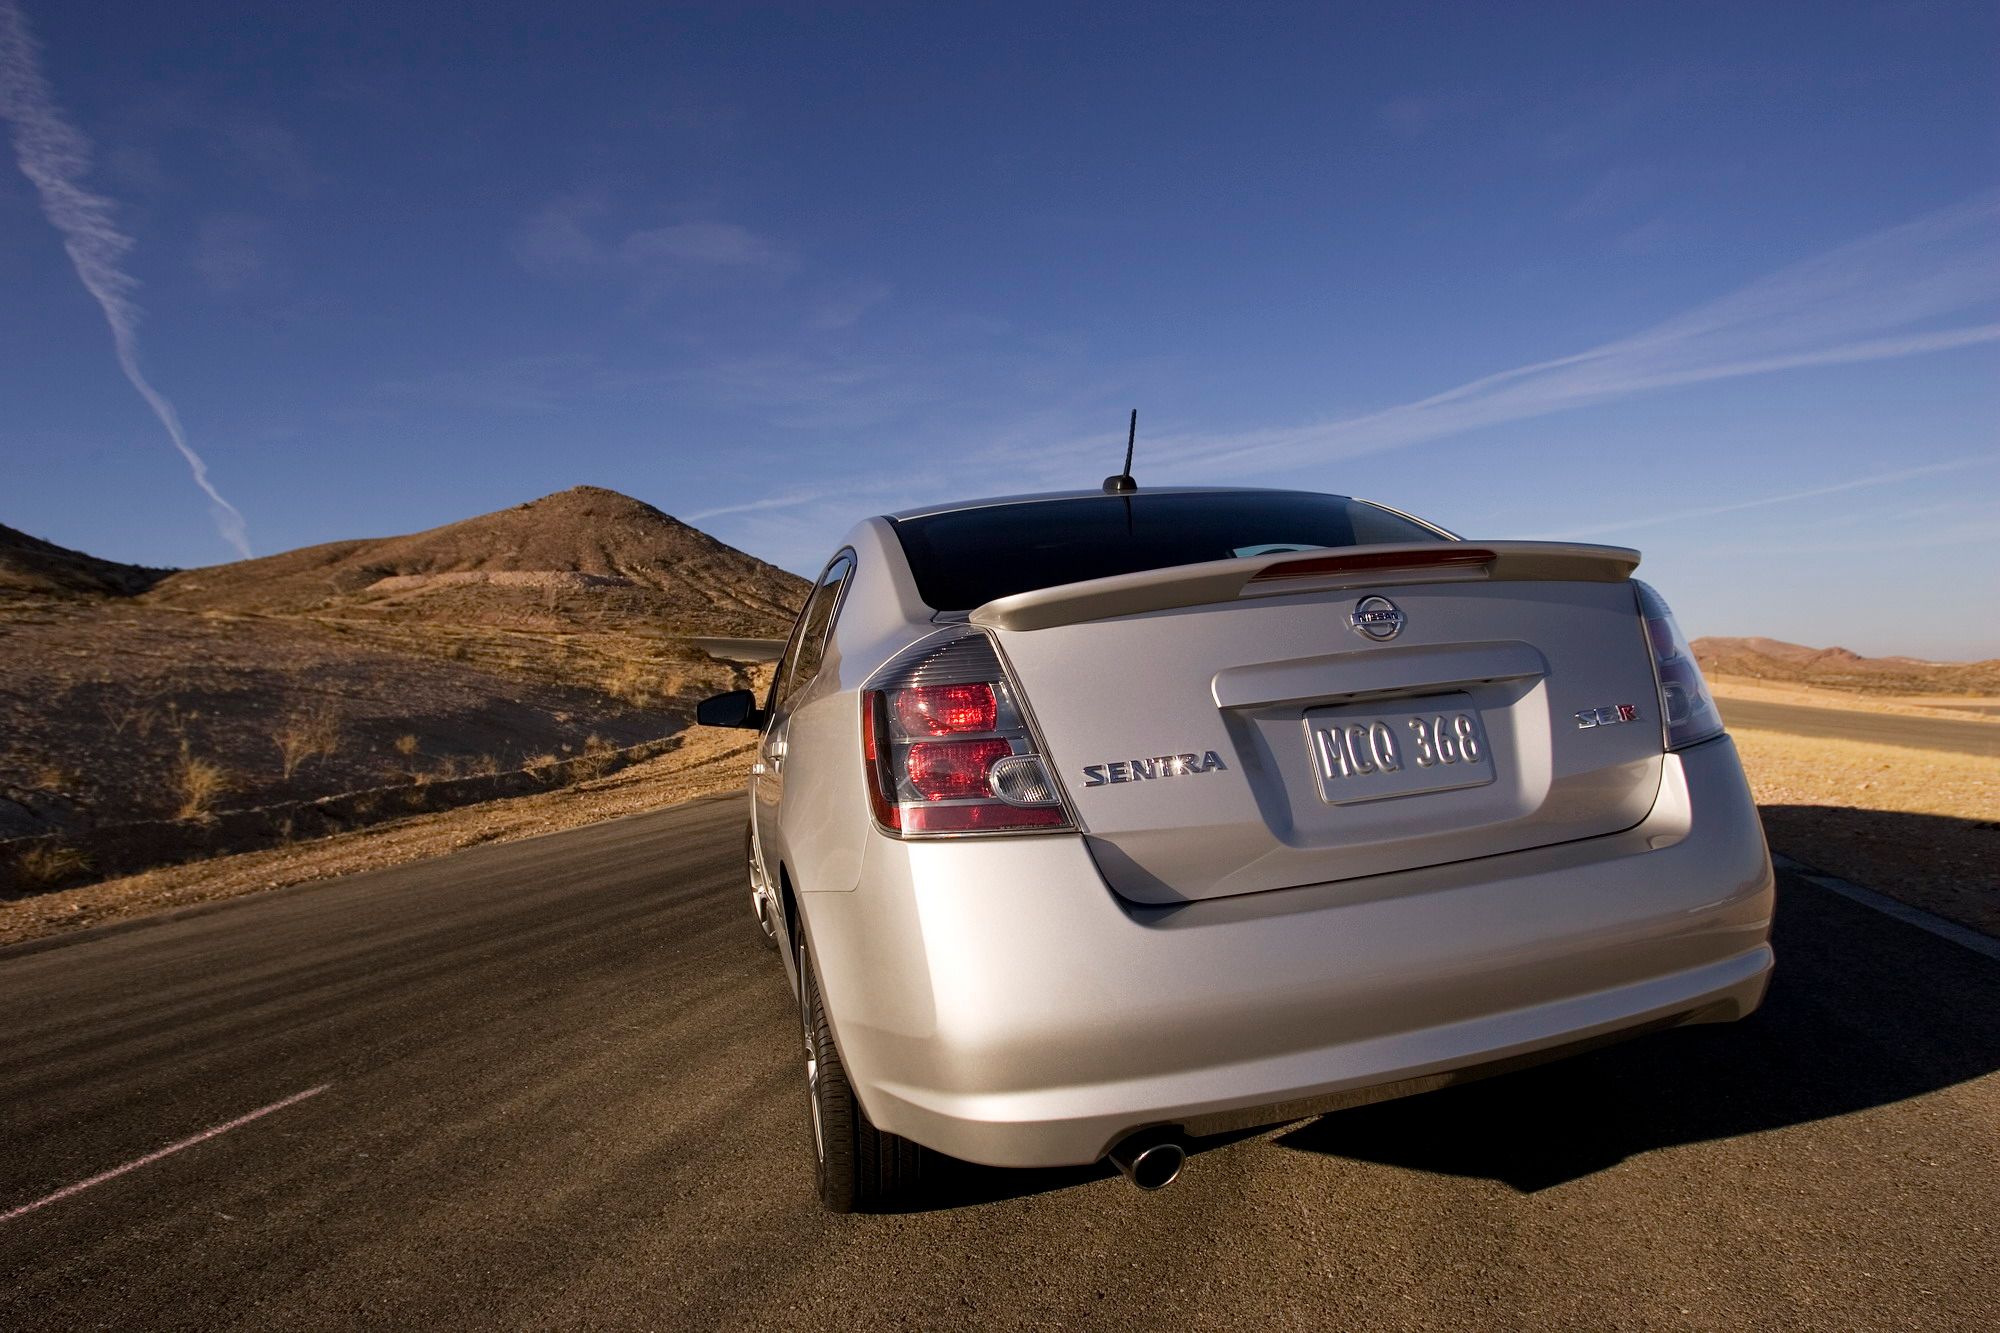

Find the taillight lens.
[
  {"left": 1634, "top": 580, "right": 1724, "bottom": 750},
  {"left": 894, "top": 683, "right": 998, "bottom": 735},
  {"left": 907, "top": 739, "right": 1013, "bottom": 800},
  {"left": 860, "top": 629, "right": 1074, "bottom": 838}
]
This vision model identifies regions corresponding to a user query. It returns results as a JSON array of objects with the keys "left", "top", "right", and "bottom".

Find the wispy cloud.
[
  {"left": 618, "top": 221, "right": 793, "bottom": 273},
  {"left": 1140, "top": 192, "right": 2000, "bottom": 478},
  {"left": 0, "top": 0, "right": 251, "bottom": 556},
  {"left": 684, "top": 476, "right": 913, "bottom": 524},
  {"left": 513, "top": 193, "right": 795, "bottom": 281},
  {"left": 1550, "top": 455, "right": 2000, "bottom": 539}
]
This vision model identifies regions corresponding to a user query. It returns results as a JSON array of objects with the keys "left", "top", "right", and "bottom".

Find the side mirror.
[{"left": 696, "top": 689, "right": 766, "bottom": 730}]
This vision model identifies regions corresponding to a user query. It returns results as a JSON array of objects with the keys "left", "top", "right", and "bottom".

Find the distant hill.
[
  {"left": 0, "top": 486, "right": 803, "bottom": 892},
  {"left": 145, "top": 486, "right": 808, "bottom": 638},
  {"left": 0, "top": 523, "right": 171, "bottom": 598},
  {"left": 1693, "top": 636, "right": 2000, "bottom": 696}
]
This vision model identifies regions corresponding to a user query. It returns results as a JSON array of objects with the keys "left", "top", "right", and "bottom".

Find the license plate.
[{"left": 1303, "top": 693, "right": 1496, "bottom": 805}]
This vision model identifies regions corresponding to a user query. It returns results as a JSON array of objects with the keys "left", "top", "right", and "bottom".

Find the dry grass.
[
  {"left": 602, "top": 660, "right": 654, "bottom": 706},
  {"left": 0, "top": 725, "right": 761, "bottom": 945},
  {"left": 98, "top": 697, "right": 159, "bottom": 739},
  {"left": 31, "top": 762, "right": 75, "bottom": 792},
  {"left": 10, "top": 842, "right": 92, "bottom": 891},
  {"left": 275, "top": 704, "right": 342, "bottom": 779},
  {"left": 394, "top": 733, "right": 420, "bottom": 757},
  {"left": 570, "top": 733, "right": 618, "bottom": 781},
  {"left": 174, "top": 748, "right": 233, "bottom": 821},
  {"left": 1733, "top": 728, "right": 1997, "bottom": 827}
]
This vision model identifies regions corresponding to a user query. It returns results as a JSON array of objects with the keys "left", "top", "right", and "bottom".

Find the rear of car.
[{"left": 738, "top": 488, "right": 1774, "bottom": 1208}]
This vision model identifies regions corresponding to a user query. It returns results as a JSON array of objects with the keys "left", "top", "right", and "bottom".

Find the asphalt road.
[
  {"left": 682, "top": 637, "right": 787, "bottom": 663},
  {"left": 1716, "top": 697, "right": 2000, "bottom": 756},
  {"left": 3, "top": 797, "right": 1997, "bottom": 1331}
]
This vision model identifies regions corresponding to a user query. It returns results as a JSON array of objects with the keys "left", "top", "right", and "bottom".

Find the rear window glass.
[{"left": 889, "top": 491, "right": 1446, "bottom": 611}]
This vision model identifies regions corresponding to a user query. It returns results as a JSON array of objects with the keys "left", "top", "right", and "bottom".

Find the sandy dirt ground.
[
  {"left": 0, "top": 728, "right": 759, "bottom": 947},
  {"left": 1730, "top": 726, "right": 1997, "bottom": 936},
  {"left": 7, "top": 673, "right": 1994, "bottom": 949}
]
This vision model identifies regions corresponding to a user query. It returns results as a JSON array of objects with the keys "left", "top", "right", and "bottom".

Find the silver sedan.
[{"left": 698, "top": 485, "right": 1774, "bottom": 1212}]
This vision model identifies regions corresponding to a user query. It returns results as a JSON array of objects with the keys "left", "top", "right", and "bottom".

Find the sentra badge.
[{"left": 1081, "top": 751, "right": 1228, "bottom": 787}]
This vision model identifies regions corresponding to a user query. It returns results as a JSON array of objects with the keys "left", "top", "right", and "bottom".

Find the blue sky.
[{"left": 3, "top": 1, "right": 1995, "bottom": 657}]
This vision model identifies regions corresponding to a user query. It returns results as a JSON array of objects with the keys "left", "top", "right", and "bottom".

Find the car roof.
[{"left": 883, "top": 486, "right": 1348, "bottom": 523}]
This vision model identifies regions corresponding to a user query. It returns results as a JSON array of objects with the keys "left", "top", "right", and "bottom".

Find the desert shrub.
[
  {"left": 602, "top": 660, "right": 652, "bottom": 706},
  {"left": 98, "top": 695, "right": 159, "bottom": 739},
  {"left": 276, "top": 704, "right": 342, "bottom": 778},
  {"left": 174, "top": 749, "right": 232, "bottom": 820},
  {"left": 11, "top": 842, "right": 93, "bottom": 891},
  {"left": 394, "top": 733, "right": 420, "bottom": 757},
  {"left": 32, "top": 763, "right": 76, "bottom": 793},
  {"left": 569, "top": 733, "right": 619, "bottom": 782}
]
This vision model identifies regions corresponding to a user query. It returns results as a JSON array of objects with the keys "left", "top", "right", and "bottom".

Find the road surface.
[
  {"left": 682, "top": 636, "right": 787, "bottom": 663},
  {"left": 1715, "top": 696, "right": 1999, "bottom": 756},
  {"left": 3, "top": 796, "right": 1996, "bottom": 1330}
]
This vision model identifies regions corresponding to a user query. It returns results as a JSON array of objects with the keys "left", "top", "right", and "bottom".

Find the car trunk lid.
[{"left": 975, "top": 544, "right": 1664, "bottom": 904}]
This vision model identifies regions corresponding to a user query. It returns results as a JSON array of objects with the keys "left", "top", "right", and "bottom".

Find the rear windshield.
[{"left": 889, "top": 491, "right": 1447, "bottom": 611}]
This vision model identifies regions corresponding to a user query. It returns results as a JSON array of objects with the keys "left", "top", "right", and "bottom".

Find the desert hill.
[
  {"left": 1693, "top": 636, "right": 2000, "bottom": 696},
  {"left": 0, "top": 522, "right": 171, "bottom": 598},
  {"left": 147, "top": 486, "right": 807, "bottom": 637},
  {"left": 1, "top": 486, "right": 802, "bottom": 893}
]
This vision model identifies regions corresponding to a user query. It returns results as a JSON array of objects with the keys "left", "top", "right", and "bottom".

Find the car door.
[{"left": 751, "top": 552, "right": 854, "bottom": 907}]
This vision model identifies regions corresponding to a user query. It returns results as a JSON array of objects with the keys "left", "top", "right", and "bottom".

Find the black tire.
[
  {"left": 798, "top": 939, "right": 922, "bottom": 1212},
  {"left": 747, "top": 823, "right": 777, "bottom": 951}
]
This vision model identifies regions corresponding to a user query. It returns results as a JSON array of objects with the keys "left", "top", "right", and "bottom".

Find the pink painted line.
[{"left": 0, "top": 1083, "right": 330, "bottom": 1224}]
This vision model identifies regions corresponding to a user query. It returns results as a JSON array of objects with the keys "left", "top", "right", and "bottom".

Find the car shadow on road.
[{"left": 1273, "top": 867, "right": 2000, "bottom": 1192}]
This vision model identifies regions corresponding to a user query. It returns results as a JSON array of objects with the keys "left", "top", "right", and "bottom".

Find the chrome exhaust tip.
[{"left": 1108, "top": 1134, "right": 1185, "bottom": 1191}]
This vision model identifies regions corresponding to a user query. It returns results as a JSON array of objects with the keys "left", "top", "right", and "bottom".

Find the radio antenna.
[{"left": 1102, "top": 409, "right": 1138, "bottom": 493}]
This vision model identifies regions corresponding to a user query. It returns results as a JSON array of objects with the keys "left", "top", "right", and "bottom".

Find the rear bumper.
[{"left": 803, "top": 735, "right": 1774, "bottom": 1168}]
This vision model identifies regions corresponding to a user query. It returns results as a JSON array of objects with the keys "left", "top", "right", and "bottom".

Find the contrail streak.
[
  {"left": 1133, "top": 191, "right": 2000, "bottom": 477},
  {"left": 1550, "top": 455, "right": 2000, "bottom": 538},
  {"left": 0, "top": 0, "right": 251, "bottom": 557}
]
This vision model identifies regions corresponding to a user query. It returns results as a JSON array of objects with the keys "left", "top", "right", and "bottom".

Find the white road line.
[
  {"left": 1773, "top": 854, "right": 2000, "bottom": 964},
  {"left": 0, "top": 1084, "right": 330, "bottom": 1225}
]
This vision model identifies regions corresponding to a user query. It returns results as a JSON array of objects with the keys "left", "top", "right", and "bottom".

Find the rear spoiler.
[{"left": 969, "top": 541, "right": 1640, "bottom": 633}]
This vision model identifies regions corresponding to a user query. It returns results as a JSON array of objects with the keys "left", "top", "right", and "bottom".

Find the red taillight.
[
  {"left": 903, "top": 803, "right": 1069, "bottom": 834},
  {"left": 906, "top": 738, "right": 1013, "bottom": 800},
  {"left": 894, "top": 682, "right": 998, "bottom": 735},
  {"left": 858, "top": 629, "right": 1074, "bottom": 838}
]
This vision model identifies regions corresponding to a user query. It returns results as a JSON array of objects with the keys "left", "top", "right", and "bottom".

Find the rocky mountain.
[{"left": 1693, "top": 636, "right": 2000, "bottom": 696}]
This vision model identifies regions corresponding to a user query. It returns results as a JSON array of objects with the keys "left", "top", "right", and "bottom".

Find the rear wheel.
[{"left": 798, "top": 939, "right": 922, "bottom": 1212}]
